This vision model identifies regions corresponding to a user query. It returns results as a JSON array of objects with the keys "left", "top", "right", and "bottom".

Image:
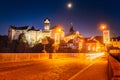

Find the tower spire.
[
  {"left": 70, "top": 22, "right": 73, "bottom": 27},
  {"left": 69, "top": 22, "right": 74, "bottom": 34}
]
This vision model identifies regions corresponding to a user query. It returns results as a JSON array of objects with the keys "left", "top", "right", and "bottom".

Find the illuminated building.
[
  {"left": 85, "top": 36, "right": 104, "bottom": 52},
  {"left": 8, "top": 18, "right": 65, "bottom": 46},
  {"left": 8, "top": 26, "right": 29, "bottom": 41},
  {"left": 24, "top": 26, "right": 51, "bottom": 46},
  {"left": 64, "top": 23, "right": 83, "bottom": 50},
  {"left": 51, "top": 25, "right": 65, "bottom": 44},
  {"left": 109, "top": 37, "right": 120, "bottom": 53},
  {"left": 110, "top": 37, "right": 120, "bottom": 48},
  {"left": 64, "top": 23, "right": 83, "bottom": 43}
]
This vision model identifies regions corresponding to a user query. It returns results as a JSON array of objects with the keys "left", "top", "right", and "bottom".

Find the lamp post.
[
  {"left": 99, "top": 23, "right": 110, "bottom": 52},
  {"left": 53, "top": 28, "right": 62, "bottom": 52},
  {"left": 42, "top": 37, "right": 48, "bottom": 53},
  {"left": 100, "top": 24, "right": 107, "bottom": 31}
]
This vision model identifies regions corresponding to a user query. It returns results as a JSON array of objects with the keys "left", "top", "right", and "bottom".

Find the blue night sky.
[{"left": 0, "top": 0, "right": 120, "bottom": 37}]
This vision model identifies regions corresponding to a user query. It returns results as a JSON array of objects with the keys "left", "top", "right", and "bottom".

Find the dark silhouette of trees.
[
  {"left": 0, "top": 35, "right": 10, "bottom": 52},
  {"left": 17, "top": 33, "right": 29, "bottom": 53},
  {"left": 32, "top": 43, "right": 43, "bottom": 53},
  {"left": 45, "top": 37, "right": 54, "bottom": 53},
  {"left": 31, "top": 37, "right": 54, "bottom": 53}
]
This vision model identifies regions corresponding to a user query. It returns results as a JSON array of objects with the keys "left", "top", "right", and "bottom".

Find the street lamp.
[
  {"left": 42, "top": 37, "right": 48, "bottom": 53},
  {"left": 99, "top": 23, "right": 110, "bottom": 52},
  {"left": 100, "top": 24, "right": 107, "bottom": 31},
  {"left": 58, "top": 28, "right": 61, "bottom": 32}
]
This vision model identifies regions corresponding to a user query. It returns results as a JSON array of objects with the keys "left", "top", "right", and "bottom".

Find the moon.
[{"left": 67, "top": 3, "right": 72, "bottom": 9}]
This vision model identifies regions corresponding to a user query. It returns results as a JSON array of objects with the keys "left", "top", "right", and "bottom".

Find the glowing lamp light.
[
  {"left": 58, "top": 28, "right": 61, "bottom": 32},
  {"left": 100, "top": 24, "right": 107, "bottom": 31},
  {"left": 101, "top": 25, "right": 106, "bottom": 30}
]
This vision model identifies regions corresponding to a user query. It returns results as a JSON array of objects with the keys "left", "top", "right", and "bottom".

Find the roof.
[
  {"left": 10, "top": 25, "right": 29, "bottom": 30},
  {"left": 111, "top": 37, "right": 120, "bottom": 41},
  {"left": 28, "top": 26, "right": 36, "bottom": 31},
  {"left": 44, "top": 17, "right": 50, "bottom": 21}
]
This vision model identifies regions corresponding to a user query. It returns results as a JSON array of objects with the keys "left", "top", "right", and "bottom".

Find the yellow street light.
[
  {"left": 58, "top": 28, "right": 61, "bottom": 32},
  {"left": 100, "top": 24, "right": 107, "bottom": 31}
]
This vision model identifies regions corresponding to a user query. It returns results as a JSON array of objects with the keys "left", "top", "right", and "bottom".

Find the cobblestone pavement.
[{"left": 0, "top": 58, "right": 90, "bottom": 80}]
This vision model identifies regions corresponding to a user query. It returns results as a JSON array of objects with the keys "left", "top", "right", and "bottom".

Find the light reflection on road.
[{"left": 85, "top": 52, "right": 104, "bottom": 60}]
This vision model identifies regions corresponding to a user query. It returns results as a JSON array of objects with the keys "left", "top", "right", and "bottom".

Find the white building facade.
[{"left": 8, "top": 18, "right": 65, "bottom": 46}]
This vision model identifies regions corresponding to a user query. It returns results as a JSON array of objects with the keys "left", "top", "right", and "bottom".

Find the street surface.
[
  {"left": 70, "top": 53, "right": 108, "bottom": 80},
  {"left": 0, "top": 52, "right": 108, "bottom": 80}
]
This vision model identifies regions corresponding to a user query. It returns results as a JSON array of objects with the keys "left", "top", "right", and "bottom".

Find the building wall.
[
  {"left": 24, "top": 30, "right": 51, "bottom": 45},
  {"left": 51, "top": 28, "right": 65, "bottom": 44},
  {"left": 110, "top": 39, "right": 120, "bottom": 48},
  {"left": 8, "top": 27, "right": 28, "bottom": 41},
  {"left": 9, "top": 27, "right": 55, "bottom": 46},
  {"left": 64, "top": 35, "right": 75, "bottom": 42},
  {"left": 8, "top": 20, "right": 65, "bottom": 46},
  {"left": 86, "top": 41, "right": 104, "bottom": 52},
  {"left": 14, "top": 30, "right": 23, "bottom": 40}
]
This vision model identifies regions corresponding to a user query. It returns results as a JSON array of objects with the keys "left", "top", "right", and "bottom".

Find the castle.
[
  {"left": 8, "top": 18, "right": 65, "bottom": 46},
  {"left": 8, "top": 18, "right": 104, "bottom": 52}
]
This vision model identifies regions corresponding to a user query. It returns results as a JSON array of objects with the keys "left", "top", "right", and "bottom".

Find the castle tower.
[{"left": 44, "top": 18, "right": 50, "bottom": 31}]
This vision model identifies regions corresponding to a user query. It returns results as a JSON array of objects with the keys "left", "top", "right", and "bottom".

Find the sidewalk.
[{"left": 69, "top": 57, "right": 108, "bottom": 80}]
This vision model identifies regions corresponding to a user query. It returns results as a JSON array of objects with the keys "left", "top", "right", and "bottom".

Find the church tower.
[
  {"left": 44, "top": 18, "right": 50, "bottom": 31},
  {"left": 69, "top": 22, "right": 75, "bottom": 34}
]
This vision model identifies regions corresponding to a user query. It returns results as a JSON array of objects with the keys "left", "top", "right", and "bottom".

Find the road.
[{"left": 0, "top": 52, "right": 107, "bottom": 80}]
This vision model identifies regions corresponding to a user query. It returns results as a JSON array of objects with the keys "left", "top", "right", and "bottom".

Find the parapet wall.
[
  {"left": 108, "top": 55, "right": 120, "bottom": 80},
  {"left": 0, "top": 53, "right": 86, "bottom": 63},
  {"left": 0, "top": 53, "right": 49, "bottom": 63}
]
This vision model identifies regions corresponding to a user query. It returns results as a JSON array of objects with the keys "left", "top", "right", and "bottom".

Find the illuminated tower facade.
[{"left": 44, "top": 18, "right": 50, "bottom": 31}]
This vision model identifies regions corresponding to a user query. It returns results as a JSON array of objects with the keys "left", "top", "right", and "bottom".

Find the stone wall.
[
  {"left": 0, "top": 53, "right": 49, "bottom": 63},
  {"left": 108, "top": 55, "right": 120, "bottom": 80},
  {"left": 0, "top": 53, "right": 86, "bottom": 63}
]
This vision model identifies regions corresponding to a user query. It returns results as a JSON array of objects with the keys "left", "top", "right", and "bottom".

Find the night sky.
[{"left": 0, "top": 0, "right": 120, "bottom": 37}]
